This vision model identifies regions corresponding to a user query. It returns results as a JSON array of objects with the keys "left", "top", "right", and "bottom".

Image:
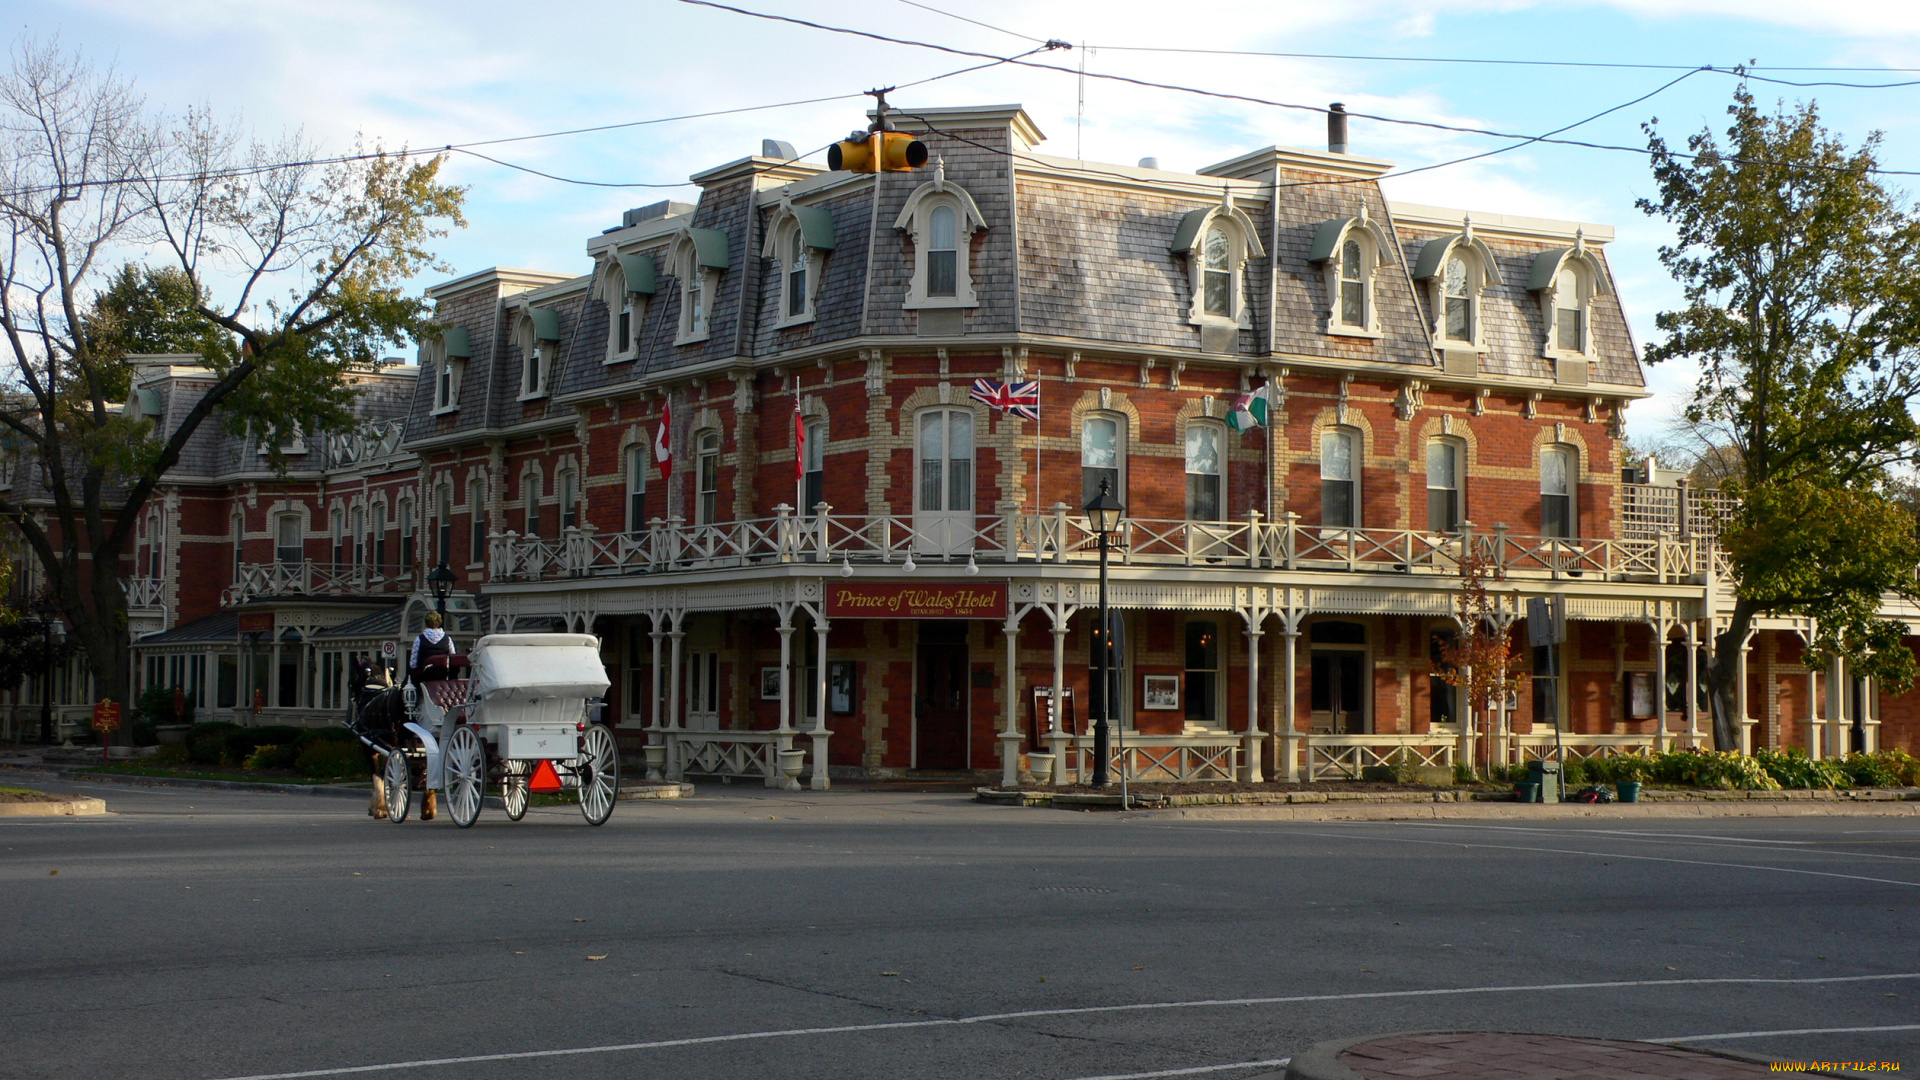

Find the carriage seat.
[{"left": 425, "top": 679, "right": 470, "bottom": 711}]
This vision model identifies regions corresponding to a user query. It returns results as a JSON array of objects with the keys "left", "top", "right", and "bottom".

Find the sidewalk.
[{"left": 1276, "top": 1031, "right": 1872, "bottom": 1079}]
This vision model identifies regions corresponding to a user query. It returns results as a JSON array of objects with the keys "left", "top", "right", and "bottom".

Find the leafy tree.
[
  {"left": 1640, "top": 86, "right": 1920, "bottom": 750},
  {"left": 1436, "top": 547, "right": 1527, "bottom": 773},
  {"left": 0, "top": 39, "right": 464, "bottom": 731}
]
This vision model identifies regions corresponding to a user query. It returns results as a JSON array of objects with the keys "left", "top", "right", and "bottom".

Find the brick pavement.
[{"left": 1283, "top": 1031, "right": 1808, "bottom": 1079}]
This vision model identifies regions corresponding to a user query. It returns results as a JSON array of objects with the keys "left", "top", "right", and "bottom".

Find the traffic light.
[{"left": 828, "top": 129, "right": 928, "bottom": 173}]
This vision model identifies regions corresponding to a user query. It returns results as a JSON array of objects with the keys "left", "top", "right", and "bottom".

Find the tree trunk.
[{"left": 1706, "top": 601, "right": 1757, "bottom": 752}]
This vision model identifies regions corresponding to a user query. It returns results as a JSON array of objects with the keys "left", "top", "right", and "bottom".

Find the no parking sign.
[{"left": 382, "top": 640, "right": 397, "bottom": 658}]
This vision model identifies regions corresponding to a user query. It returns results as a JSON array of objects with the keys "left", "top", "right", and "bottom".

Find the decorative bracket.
[
  {"left": 1065, "top": 351, "right": 1080, "bottom": 379},
  {"left": 1170, "top": 358, "right": 1187, "bottom": 390},
  {"left": 1472, "top": 387, "right": 1489, "bottom": 416},
  {"left": 1524, "top": 392, "right": 1542, "bottom": 420},
  {"left": 1395, "top": 379, "right": 1425, "bottom": 421},
  {"left": 1138, "top": 356, "right": 1156, "bottom": 388}
]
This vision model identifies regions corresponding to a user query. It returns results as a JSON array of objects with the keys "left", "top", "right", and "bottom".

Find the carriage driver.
[{"left": 409, "top": 611, "right": 457, "bottom": 684}]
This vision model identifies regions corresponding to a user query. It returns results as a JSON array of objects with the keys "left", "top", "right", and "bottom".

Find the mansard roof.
[{"left": 405, "top": 100, "right": 1646, "bottom": 442}]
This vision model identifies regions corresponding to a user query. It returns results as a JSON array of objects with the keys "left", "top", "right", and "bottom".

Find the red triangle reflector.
[{"left": 529, "top": 759, "right": 563, "bottom": 792}]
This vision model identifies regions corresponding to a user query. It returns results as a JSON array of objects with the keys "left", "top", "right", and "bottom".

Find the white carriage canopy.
[{"left": 469, "top": 634, "right": 610, "bottom": 701}]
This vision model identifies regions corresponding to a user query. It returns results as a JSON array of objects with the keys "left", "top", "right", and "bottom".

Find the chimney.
[
  {"left": 1327, "top": 103, "right": 1348, "bottom": 154},
  {"left": 1137, "top": 156, "right": 1160, "bottom": 170}
]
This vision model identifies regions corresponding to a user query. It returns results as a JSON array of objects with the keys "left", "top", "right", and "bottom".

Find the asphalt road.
[{"left": 4, "top": 774, "right": 1918, "bottom": 1080}]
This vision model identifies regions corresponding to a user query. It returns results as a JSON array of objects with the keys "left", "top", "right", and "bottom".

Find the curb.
[
  {"left": 0, "top": 796, "right": 107, "bottom": 817},
  {"left": 1278, "top": 1030, "right": 1873, "bottom": 1080},
  {"left": 1129, "top": 801, "right": 1920, "bottom": 822},
  {"left": 4, "top": 766, "right": 693, "bottom": 805}
]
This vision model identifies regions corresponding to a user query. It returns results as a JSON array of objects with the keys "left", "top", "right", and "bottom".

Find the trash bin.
[
  {"left": 1527, "top": 759, "right": 1562, "bottom": 804},
  {"left": 1617, "top": 781, "right": 1641, "bottom": 803},
  {"left": 1514, "top": 781, "right": 1540, "bottom": 803}
]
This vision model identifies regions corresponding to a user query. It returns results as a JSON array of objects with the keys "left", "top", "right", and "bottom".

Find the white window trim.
[
  {"left": 1540, "top": 443, "right": 1580, "bottom": 539},
  {"left": 895, "top": 166, "right": 988, "bottom": 310},
  {"left": 1319, "top": 427, "right": 1363, "bottom": 531},
  {"left": 1425, "top": 435, "right": 1465, "bottom": 533},
  {"left": 1178, "top": 199, "right": 1265, "bottom": 331},
  {"left": 592, "top": 257, "right": 646, "bottom": 364},
  {"left": 1080, "top": 411, "right": 1127, "bottom": 505},
  {"left": 672, "top": 235, "right": 719, "bottom": 346},
  {"left": 912, "top": 406, "right": 979, "bottom": 517},
  {"left": 1415, "top": 228, "right": 1501, "bottom": 353},
  {"left": 1533, "top": 243, "right": 1611, "bottom": 360},
  {"left": 1314, "top": 212, "right": 1394, "bottom": 340},
  {"left": 763, "top": 205, "right": 830, "bottom": 329},
  {"left": 625, "top": 443, "right": 649, "bottom": 534},
  {"left": 432, "top": 357, "right": 464, "bottom": 414},
  {"left": 1183, "top": 419, "right": 1227, "bottom": 522},
  {"left": 511, "top": 310, "right": 553, "bottom": 401},
  {"left": 694, "top": 429, "right": 722, "bottom": 525}
]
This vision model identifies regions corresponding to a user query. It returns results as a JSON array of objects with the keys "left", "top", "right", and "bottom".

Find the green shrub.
[
  {"left": 1584, "top": 753, "right": 1653, "bottom": 784},
  {"left": 130, "top": 721, "right": 159, "bottom": 747},
  {"left": 1561, "top": 759, "right": 1589, "bottom": 786},
  {"left": 184, "top": 721, "right": 241, "bottom": 765},
  {"left": 221, "top": 725, "right": 305, "bottom": 766},
  {"left": 291, "top": 727, "right": 359, "bottom": 749},
  {"left": 1756, "top": 747, "right": 1848, "bottom": 789},
  {"left": 243, "top": 744, "right": 298, "bottom": 770},
  {"left": 151, "top": 741, "right": 190, "bottom": 766},
  {"left": 1837, "top": 750, "right": 1917, "bottom": 788},
  {"left": 295, "top": 739, "right": 368, "bottom": 779}
]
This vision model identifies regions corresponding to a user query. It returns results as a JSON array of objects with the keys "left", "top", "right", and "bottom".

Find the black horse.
[{"left": 349, "top": 657, "right": 407, "bottom": 741}]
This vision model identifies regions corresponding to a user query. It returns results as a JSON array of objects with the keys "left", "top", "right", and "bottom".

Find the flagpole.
[{"left": 1033, "top": 374, "right": 1041, "bottom": 555}]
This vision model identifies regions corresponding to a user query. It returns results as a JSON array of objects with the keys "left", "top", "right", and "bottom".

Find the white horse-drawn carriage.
[{"left": 350, "top": 633, "right": 620, "bottom": 827}]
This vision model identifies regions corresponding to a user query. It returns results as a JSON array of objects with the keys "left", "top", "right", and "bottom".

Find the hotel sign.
[{"left": 827, "top": 582, "right": 1007, "bottom": 619}]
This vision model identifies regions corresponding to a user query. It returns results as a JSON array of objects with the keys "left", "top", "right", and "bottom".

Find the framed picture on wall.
[
  {"left": 760, "top": 665, "right": 782, "bottom": 701},
  {"left": 828, "top": 661, "right": 855, "bottom": 714},
  {"left": 1142, "top": 675, "right": 1180, "bottom": 711},
  {"left": 1627, "top": 671, "right": 1656, "bottom": 719}
]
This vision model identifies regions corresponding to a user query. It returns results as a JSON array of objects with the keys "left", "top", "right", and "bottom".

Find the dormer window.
[
  {"left": 426, "top": 326, "right": 469, "bottom": 414},
  {"left": 1529, "top": 241, "right": 1610, "bottom": 361},
  {"left": 1442, "top": 256, "right": 1474, "bottom": 343},
  {"left": 594, "top": 252, "right": 656, "bottom": 363},
  {"left": 1554, "top": 269, "right": 1585, "bottom": 353},
  {"left": 765, "top": 203, "right": 834, "bottom": 328},
  {"left": 1414, "top": 226, "right": 1501, "bottom": 352},
  {"left": 896, "top": 167, "right": 987, "bottom": 310},
  {"left": 1173, "top": 197, "right": 1264, "bottom": 347},
  {"left": 513, "top": 307, "right": 560, "bottom": 400},
  {"left": 672, "top": 227, "right": 729, "bottom": 345},
  {"left": 1310, "top": 211, "right": 1392, "bottom": 338}
]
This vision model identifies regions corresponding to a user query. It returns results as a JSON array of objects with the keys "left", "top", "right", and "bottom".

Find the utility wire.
[
  {"left": 891, "top": 0, "right": 1046, "bottom": 45},
  {"left": 0, "top": 52, "right": 1031, "bottom": 198},
  {"left": 676, "top": 0, "right": 1920, "bottom": 177},
  {"left": 1086, "top": 44, "right": 1920, "bottom": 77}
]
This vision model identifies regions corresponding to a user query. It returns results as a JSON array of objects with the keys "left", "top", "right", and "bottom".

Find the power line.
[
  {"left": 1086, "top": 43, "right": 1920, "bottom": 77},
  {"left": 676, "top": 0, "right": 1920, "bottom": 177},
  {"left": 891, "top": 0, "right": 1045, "bottom": 45}
]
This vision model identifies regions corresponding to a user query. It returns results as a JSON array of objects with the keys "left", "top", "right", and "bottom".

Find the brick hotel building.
[{"left": 10, "top": 104, "right": 1912, "bottom": 785}]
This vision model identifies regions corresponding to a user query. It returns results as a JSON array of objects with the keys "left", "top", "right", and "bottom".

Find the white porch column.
[
  {"left": 810, "top": 616, "right": 831, "bottom": 791},
  {"left": 1242, "top": 619, "right": 1264, "bottom": 783},
  {"left": 1000, "top": 609, "right": 1024, "bottom": 788},
  {"left": 1736, "top": 637, "right": 1752, "bottom": 756},
  {"left": 1829, "top": 655, "right": 1846, "bottom": 759},
  {"left": 667, "top": 618, "right": 685, "bottom": 777},
  {"left": 1048, "top": 602, "right": 1070, "bottom": 786},
  {"left": 1281, "top": 618, "right": 1301, "bottom": 782},
  {"left": 1651, "top": 621, "right": 1669, "bottom": 753},
  {"left": 648, "top": 615, "right": 666, "bottom": 781},
  {"left": 1684, "top": 622, "right": 1701, "bottom": 750},
  {"left": 775, "top": 606, "right": 797, "bottom": 790},
  {"left": 1807, "top": 657, "right": 1821, "bottom": 760}
]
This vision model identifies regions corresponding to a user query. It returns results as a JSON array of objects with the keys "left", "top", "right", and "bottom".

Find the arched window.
[
  {"left": 788, "top": 230, "right": 810, "bottom": 318},
  {"left": 1320, "top": 428, "right": 1359, "bottom": 529},
  {"left": 1081, "top": 414, "right": 1124, "bottom": 507},
  {"left": 147, "top": 510, "right": 165, "bottom": 581},
  {"left": 350, "top": 506, "right": 365, "bottom": 568},
  {"left": 232, "top": 512, "right": 245, "bottom": 583},
  {"left": 1184, "top": 422, "right": 1224, "bottom": 521},
  {"left": 1554, "top": 267, "right": 1587, "bottom": 353},
  {"left": 1426, "top": 438, "right": 1463, "bottom": 533},
  {"left": 559, "top": 467, "right": 579, "bottom": 531},
  {"left": 695, "top": 431, "right": 721, "bottom": 525},
  {"left": 914, "top": 408, "right": 976, "bottom": 554},
  {"left": 617, "top": 292, "right": 634, "bottom": 354},
  {"left": 468, "top": 478, "right": 488, "bottom": 564},
  {"left": 1541, "top": 444, "right": 1578, "bottom": 538},
  {"left": 435, "top": 484, "right": 453, "bottom": 567},
  {"left": 398, "top": 497, "right": 414, "bottom": 573},
  {"left": 276, "top": 513, "right": 303, "bottom": 567},
  {"left": 927, "top": 205, "right": 958, "bottom": 299},
  {"left": 330, "top": 508, "right": 346, "bottom": 570},
  {"left": 803, "top": 418, "right": 826, "bottom": 515},
  {"left": 1340, "top": 238, "right": 1368, "bottom": 328},
  {"left": 1442, "top": 255, "right": 1474, "bottom": 343},
  {"left": 1202, "top": 225, "right": 1232, "bottom": 318},
  {"left": 372, "top": 500, "right": 387, "bottom": 572},
  {"left": 625, "top": 445, "right": 648, "bottom": 535},
  {"left": 523, "top": 472, "right": 542, "bottom": 538}
]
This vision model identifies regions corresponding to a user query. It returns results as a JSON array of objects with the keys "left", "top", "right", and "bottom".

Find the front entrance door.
[
  {"left": 1310, "top": 651, "right": 1367, "bottom": 734},
  {"left": 916, "top": 622, "right": 969, "bottom": 769},
  {"left": 914, "top": 408, "right": 976, "bottom": 555}
]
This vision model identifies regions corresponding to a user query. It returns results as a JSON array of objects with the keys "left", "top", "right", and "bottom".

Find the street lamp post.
[
  {"left": 32, "top": 599, "right": 64, "bottom": 746},
  {"left": 428, "top": 563, "right": 457, "bottom": 616},
  {"left": 1084, "top": 478, "right": 1124, "bottom": 788}
]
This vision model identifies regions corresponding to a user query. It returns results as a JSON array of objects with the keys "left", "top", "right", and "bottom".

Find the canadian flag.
[
  {"left": 654, "top": 399, "right": 672, "bottom": 481},
  {"left": 793, "top": 403, "right": 806, "bottom": 484}
]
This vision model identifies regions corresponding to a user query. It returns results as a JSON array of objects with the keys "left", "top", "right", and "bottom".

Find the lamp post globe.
[
  {"left": 1084, "top": 478, "right": 1124, "bottom": 788},
  {"left": 428, "top": 563, "right": 457, "bottom": 616}
]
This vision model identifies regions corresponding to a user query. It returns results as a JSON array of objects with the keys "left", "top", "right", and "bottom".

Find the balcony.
[
  {"left": 490, "top": 499, "right": 1729, "bottom": 586},
  {"left": 223, "top": 561, "right": 411, "bottom": 606},
  {"left": 121, "top": 576, "right": 166, "bottom": 609}
]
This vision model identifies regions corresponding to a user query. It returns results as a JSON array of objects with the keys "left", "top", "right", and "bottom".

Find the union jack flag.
[{"left": 969, "top": 378, "right": 1040, "bottom": 421}]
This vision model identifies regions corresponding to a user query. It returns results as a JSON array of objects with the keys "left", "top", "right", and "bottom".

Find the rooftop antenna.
[{"left": 1076, "top": 41, "right": 1087, "bottom": 167}]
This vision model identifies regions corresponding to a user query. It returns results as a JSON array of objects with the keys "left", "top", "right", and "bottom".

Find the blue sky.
[{"left": 17, "top": 0, "right": 1920, "bottom": 441}]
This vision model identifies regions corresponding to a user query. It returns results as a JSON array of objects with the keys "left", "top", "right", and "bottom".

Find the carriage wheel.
[
  {"left": 500, "top": 759, "right": 530, "bottom": 821},
  {"left": 382, "top": 750, "right": 411, "bottom": 823},
  {"left": 444, "top": 725, "right": 486, "bottom": 829},
  {"left": 577, "top": 724, "right": 620, "bottom": 826}
]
